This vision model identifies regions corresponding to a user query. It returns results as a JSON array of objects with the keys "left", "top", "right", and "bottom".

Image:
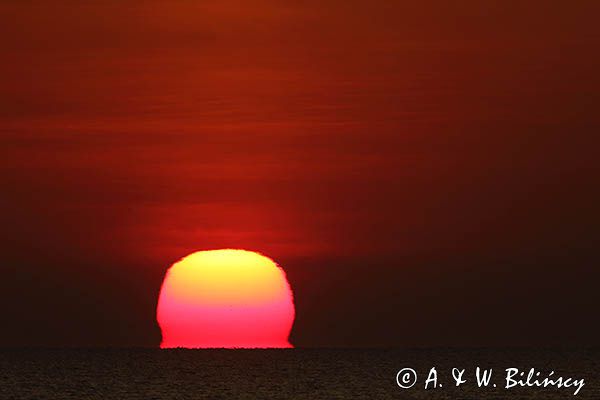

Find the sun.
[{"left": 156, "top": 249, "right": 295, "bottom": 348}]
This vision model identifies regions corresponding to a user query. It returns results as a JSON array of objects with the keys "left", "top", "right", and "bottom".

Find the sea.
[{"left": 0, "top": 348, "right": 597, "bottom": 399}]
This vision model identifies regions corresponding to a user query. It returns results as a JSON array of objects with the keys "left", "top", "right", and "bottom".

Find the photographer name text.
[{"left": 396, "top": 367, "right": 585, "bottom": 396}]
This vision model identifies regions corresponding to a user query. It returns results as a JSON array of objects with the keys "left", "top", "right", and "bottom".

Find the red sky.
[{"left": 1, "top": 1, "right": 599, "bottom": 346}]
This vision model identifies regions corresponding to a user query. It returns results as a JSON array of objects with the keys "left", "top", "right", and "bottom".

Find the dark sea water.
[{"left": 0, "top": 348, "right": 598, "bottom": 399}]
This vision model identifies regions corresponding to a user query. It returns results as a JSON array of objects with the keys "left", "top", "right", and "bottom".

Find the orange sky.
[{"left": 1, "top": 1, "right": 599, "bottom": 346}]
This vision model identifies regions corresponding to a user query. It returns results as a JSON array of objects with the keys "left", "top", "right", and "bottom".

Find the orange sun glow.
[{"left": 156, "top": 249, "right": 295, "bottom": 348}]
